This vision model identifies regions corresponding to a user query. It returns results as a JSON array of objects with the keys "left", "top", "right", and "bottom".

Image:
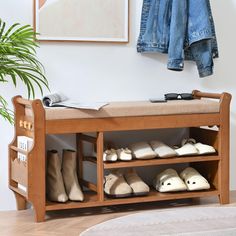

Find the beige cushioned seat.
[{"left": 35, "top": 99, "right": 220, "bottom": 120}]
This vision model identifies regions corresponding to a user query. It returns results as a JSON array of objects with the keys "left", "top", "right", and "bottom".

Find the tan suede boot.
[
  {"left": 46, "top": 150, "right": 68, "bottom": 202},
  {"left": 62, "top": 149, "right": 84, "bottom": 201}
]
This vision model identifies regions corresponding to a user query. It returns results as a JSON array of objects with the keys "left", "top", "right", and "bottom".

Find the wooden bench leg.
[
  {"left": 32, "top": 201, "right": 46, "bottom": 222},
  {"left": 219, "top": 192, "right": 230, "bottom": 204},
  {"left": 218, "top": 93, "right": 231, "bottom": 205},
  {"left": 14, "top": 192, "right": 27, "bottom": 210}
]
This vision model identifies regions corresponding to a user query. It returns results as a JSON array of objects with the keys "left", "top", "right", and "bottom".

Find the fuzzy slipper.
[
  {"left": 130, "top": 142, "right": 157, "bottom": 160},
  {"left": 104, "top": 171, "right": 132, "bottom": 198},
  {"left": 103, "top": 149, "right": 117, "bottom": 162},
  {"left": 180, "top": 167, "right": 210, "bottom": 191},
  {"left": 117, "top": 148, "right": 132, "bottom": 161},
  {"left": 150, "top": 140, "right": 177, "bottom": 158},
  {"left": 124, "top": 169, "right": 150, "bottom": 196},
  {"left": 153, "top": 168, "right": 187, "bottom": 192}
]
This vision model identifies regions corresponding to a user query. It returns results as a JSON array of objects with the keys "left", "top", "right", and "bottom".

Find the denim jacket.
[{"left": 137, "top": 0, "right": 218, "bottom": 78}]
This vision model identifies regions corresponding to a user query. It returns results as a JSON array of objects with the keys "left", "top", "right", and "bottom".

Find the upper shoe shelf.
[{"left": 98, "top": 155, "right": 220, "bottom": 169}]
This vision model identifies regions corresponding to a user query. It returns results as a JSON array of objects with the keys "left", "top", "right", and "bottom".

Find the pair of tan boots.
[{"left": 47, "top": 149, "right": 84, "bottom": 202}]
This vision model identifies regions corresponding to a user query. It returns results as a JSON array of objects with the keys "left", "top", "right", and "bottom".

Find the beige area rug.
[{"left": 81, "top": 207, "right": 236, "bottom": 236}]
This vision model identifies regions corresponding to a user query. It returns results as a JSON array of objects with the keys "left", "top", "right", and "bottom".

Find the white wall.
[{"left": 0, "top": 0, "right": 236, "bottom": 210}]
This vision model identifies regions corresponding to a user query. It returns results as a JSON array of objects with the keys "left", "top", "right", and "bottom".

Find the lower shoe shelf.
[{"left": 45, "top": 187, "right": 219, "bottom": 211}]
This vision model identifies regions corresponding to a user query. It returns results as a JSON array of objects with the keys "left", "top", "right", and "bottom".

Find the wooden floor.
[{"left": 1, "top": 191, "right": 236, "bottom": 236}]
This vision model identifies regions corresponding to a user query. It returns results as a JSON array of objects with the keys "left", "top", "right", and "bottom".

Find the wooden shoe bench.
[{"left": 8, "top": 90, "right": 231, "bottom": 222}]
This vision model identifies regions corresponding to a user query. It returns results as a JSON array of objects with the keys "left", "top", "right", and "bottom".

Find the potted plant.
[{"left": 0, "top": 19, "right": 49, "bottom": 123}]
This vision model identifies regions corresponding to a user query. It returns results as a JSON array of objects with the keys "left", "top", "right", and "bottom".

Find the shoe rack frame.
[{"left": 8, "top": 90, "right": 231, "bottom": 222}]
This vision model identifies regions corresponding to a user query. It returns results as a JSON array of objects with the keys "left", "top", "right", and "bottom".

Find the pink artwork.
[{"left": 39, "top": 0, "right": 46, "bottom": 8}]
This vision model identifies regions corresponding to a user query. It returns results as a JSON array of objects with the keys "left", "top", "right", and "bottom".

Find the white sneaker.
[
  {"left": 117, "top": 148, "right": 132, "bottom": 161},
  {"left": 103, "top": 149, "right": 117, "bottom": 162}
]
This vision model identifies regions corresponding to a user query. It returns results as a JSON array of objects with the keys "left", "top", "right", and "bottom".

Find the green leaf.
[
  {"left": 0, "top": 21, "right": 6, "bottom": 38},
  {"left": 0, "top": 96, "right": 14, "bottom": 124},
  {"left": 0, "top": 19, "right": 50, "bottom": 123},
  {"left": 1, "top": 23, "right": 20, "bottom": 42}
]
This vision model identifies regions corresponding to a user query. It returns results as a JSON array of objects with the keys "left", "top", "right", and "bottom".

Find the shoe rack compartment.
[
  {"left": 84, "top": 127, "right": 220, "bottom": 170},
  {"left": 189, "top": 127, "right": 219, "bottom": 190},
  {"left": 46, "top": 127, "right": 221, "bottom": 212},
  {"left": 190, "top": 161, "right": 219, "bottom": 190},
  {"left": 190, "top": 127, "right": 219, "bottom": 151},
  {"left": 80, "top": 129, "right": 220, "bottom": 206}
]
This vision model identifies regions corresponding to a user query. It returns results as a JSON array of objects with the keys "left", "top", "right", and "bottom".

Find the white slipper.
[
  {"left": 180, "top": 167, "right": 210, "bottom": 191},
  {"left": 117, "top": 148, "right": 132, "bottom": 161},
  {"left": 150, "top": 140, "right": 177, "bottom": 158},
  {"left": 181, "top": 138, "right": 197, "bottom": 146},
  {"left": 179, "top": 138, "right": 216, "bottom": 155},
  {"left": 194, "top": 143, "right": 216, "bottom": 155},
  {"left": 153, "top": 168, "right": 187, "bottom": 192},
  {"left": 175, "top": 143, "right": 199, "bottom": 156},
  {"left": 103, "top": 149, "right": 117, "bottom": 162},
  {"left": 130, "top": 142, "right": 157, "bottom": 160}
]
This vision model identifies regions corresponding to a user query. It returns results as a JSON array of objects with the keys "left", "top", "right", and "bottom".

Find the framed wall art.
[{"left": 33, "top": 0, "right": 129, "bottom": 42}]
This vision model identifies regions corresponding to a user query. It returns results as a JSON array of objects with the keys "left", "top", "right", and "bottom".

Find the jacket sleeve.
[
  {"left": 187, "top": 0, "right": 217, "bottom": 78},
  {"left": 167, "top": 0, "right": 187, "bottom": 72}
]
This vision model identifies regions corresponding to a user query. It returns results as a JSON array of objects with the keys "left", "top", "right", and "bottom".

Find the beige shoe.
[
  {"left": 194, "top": 143, "right": 216, "bottom": 155},
  {"left": 150, "top": 140, "right": 177, "bottom": 158},
  {"left": 104, "top": 171, "right": 132, "bottom": 198},
  {"left": 124, "top": 169, "right": 150, "bottom": 196},
  {"left": 176, "top": 138, "right": 216, "bottom": 156},
  {"left": 62, "top": 149, "right": 84, "bottom": 201},
  {"left": 153, "top": 169, "right": 187, "bottom": 192},
  {"left": 103, "top": 149, "right": 118, "bottom": 162},
  {"left": 130, "top": 142, "right": 157, "bottom": 159},
  {"left": 46, "top": 150, "right": 68, "bottom": 202},
  {"left": 117, "top": 148, "right": 132, "bottom": 161},
  {"left": 180, "top": 167, "right": 210, "bottom": 191}
]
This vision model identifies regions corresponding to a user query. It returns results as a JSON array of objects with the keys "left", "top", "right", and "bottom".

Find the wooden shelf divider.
[
  {"left": 84, "top": 156, "right": 97, "bottom": 164},
  {"left": 81, "top": 179, "right": 97, "bottom": 192}
]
